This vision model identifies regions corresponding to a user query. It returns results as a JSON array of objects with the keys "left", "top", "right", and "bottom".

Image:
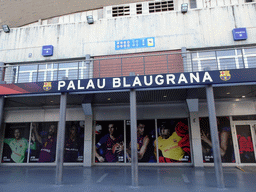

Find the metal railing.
[{"left": 1, "top": 46, "right": 256, "bottom": 84}]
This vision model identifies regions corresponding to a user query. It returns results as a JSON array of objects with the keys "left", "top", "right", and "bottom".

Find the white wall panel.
[
  {"left": 1, "top": 4, "right": 256, "bottom": 63},
  {"left": 4, "top": 107, "right": 85, "bottom": 122},
  {"left": 93, "top": 103, "right": 188, "bottom": 121}
]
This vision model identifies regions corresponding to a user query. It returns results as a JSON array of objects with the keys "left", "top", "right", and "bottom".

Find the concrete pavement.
[{"left": 0, "top": 165, "right": 256, "bottom": 192}]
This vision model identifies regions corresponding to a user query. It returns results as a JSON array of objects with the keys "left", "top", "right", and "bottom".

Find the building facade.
[{"left": 0, "top": 0, "right": 256, "bottom": 167}]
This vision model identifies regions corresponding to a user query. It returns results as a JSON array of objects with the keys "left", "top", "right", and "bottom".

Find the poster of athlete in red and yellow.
[{"left": 155, "top": 119, "right": 191, "bottom": 163}]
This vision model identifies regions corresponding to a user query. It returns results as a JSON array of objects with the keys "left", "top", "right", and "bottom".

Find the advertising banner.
[
  {"left": 200, "top": 117, "right": 235, "bottom": 163},
  {"left": 156, "top": 119, "right": 191, "bottom": 163}
]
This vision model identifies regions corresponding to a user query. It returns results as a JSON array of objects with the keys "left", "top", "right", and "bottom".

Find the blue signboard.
[
  {"left": 42, "top": 45, "right": 54, "bottom": 56},
  {"left": 115, "top": 37, "right": 155, "bottom": 50},
  {"left": 232, "top": 28, "right": 247, "bottom": 41},
  {"left": 1, "top": 68, "right": 256, "bottom": 96}
]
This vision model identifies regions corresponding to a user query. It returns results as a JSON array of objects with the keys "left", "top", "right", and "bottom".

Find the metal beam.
[
  {"left": 130, "top": 88, "right": 138, "bottom": 187},
  {"left": 55, "top": 92, "right": 67, "bottom": 185},
  {"left": 205, "top": 85, "right": 225, "bottom": 189}
]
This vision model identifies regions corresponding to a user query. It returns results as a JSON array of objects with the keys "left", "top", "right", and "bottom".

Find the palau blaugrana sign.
[{"left": 1, "top": 68, "right": 256, "bottom": 96}]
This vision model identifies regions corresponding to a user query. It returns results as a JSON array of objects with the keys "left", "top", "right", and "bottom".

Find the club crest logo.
[
  {"left": 43, "top": 82, "right": 52, "bottom": 91},
  {"left": 220, "top": 71, "right": 231, "bottom": 81}
]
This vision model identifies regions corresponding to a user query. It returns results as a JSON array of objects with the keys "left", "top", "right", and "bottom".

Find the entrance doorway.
[{"left": 234, "top": 122, "right": 256, "bottom": 164}]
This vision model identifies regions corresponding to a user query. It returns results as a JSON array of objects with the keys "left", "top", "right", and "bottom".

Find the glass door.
[{"left": 235, "top": 123, "right": 256, "bottom": 164}]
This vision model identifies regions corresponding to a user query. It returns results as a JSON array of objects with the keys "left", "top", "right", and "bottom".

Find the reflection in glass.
[{"left": 236, "top": 125, "right": 256, "bottom": 163}]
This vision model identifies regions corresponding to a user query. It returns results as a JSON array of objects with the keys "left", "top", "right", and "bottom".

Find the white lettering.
[
  {"left": 190, "top": 72, "right": 200, "bottom": 83},
  {"left": 86, "top": 79, "right": 95, "bottom": 89},
  {"left": 113, "top": 78, "right": 121, "bottom": 88},
  {"left": 58, "top": 81, "right": 66, "bottom": 90},
  {"left": 78, "top": 80, "right": 84, "bottom": 90},
  {"left": 155, "top": 75, "right": 164, "bottom": 85},
  {"left": 202, "top": 72, "right": 213, "bottom": 82},
  {"left": 166, "top": 74, "right": 175, "bottom": 84},
  {"left": 67, "top": 81, "right": 76, "bottom": 90},
  {"left": 178, "top": 73, "right": 188, "bottom": 84},
  {"left": 132, "top": 76, "right": 142, "bottom": 87},
  {"left": 144, "top": 76, "right": 153, "bottom": 86},
  {"left": 123, "top": 77, "right": 131, "bottom": 87},
  {"left": 97, "top": 79, "right": 105, "bottom": 89}
]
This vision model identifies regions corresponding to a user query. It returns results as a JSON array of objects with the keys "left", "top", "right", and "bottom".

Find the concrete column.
[
  {"left": 56, "top": 92, "right": 67, "bottom": 185},
  {"left": 189, "top": 112, "right": 204, "bottom": 167},
  {"left": 205, "top": 85, "right": 225, "bottom": 189},
  {"left": 83, "top": 115, "right": 93, "bottom": 167},
  {"left": 0, "top": 96, "right": 5, "bottom": 162},
  {"left": 130, "top": 88, "right": 138, "bottom": 187}
]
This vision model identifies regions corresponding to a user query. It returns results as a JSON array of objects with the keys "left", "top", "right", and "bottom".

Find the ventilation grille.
[
  {"left": 136, "top": 4, "right": 142, "bottom": 14},
  {"left": 149, "top": 1, "right": 174, "bottom": 13},
  {"left": 112, "top": 6, "right": 130, "bottom": 17}
]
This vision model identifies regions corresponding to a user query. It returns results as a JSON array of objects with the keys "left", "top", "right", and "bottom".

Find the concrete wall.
[{"left": 0, "top": 3, "right": 256, "bottom": 63}]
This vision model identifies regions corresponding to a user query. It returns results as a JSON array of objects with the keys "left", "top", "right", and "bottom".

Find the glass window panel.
[
  {"left": 244, "top": 48, "right": 256, "bottom": 55},
  {"left": 32, "top": 72, "right": 38, "bottom": 82},
  {"left": 53, "top": 71, "right": 58, "bottom": 81},
  {"left": 53, "top": 64, "right": 58, "bottom": 69},
  {"left": 64, "top": 121, "right": 84, "bottom": 162},
  {"left": 79, "top": 69, "right": 89, "bottom": 79},
  {"left": 219, "top": 58, "right": 236, "bottom": 70},
  {"left": 68, "top": 69, "right": 78, "bottom": 80},
  {"left": 19, "top": 65, "right": 37, "bottom": 71},
  {"left": 59, "top": 62, "right": 78, "bottom": 69},
  {"left": 247, "top": 56, "right": 256, "bottom": 68},
  {"left": 46, "top": 71, "right": 52, "bottom": 81},
  {"left": 95, "top": 121, "right": 124, "bottom": 163},
  {"left": 29, "top": 122, "right": 58, "bottom": 163},
  {"left": 18, "top": 72, "right": 30, "bottom": 83},
  {"left": 37, "top": 71, "right": 45, "bottom": 82},
  {"left": 217, "top": 50, "right": 235, "bottom": 57},
  {"left": 200, "top": 117, "right": 235, "bottom": 163},
  {"left": 2, "top": 123, "right": 30, "bottom": 163},
  {"left": 201, "top": 60, "right": 217, "bottom": 71},
  {"left": 58, "top": 70, "right": 67, "bottom": 80},
  {"left": 198, "top": 51, "right": 215, "bottom": 58},
  {"left": 38, "top": 64, "right": 46, "bottom": 70},
  {"left": 156, "top": 119, "right": 191, "bottom": 163}
]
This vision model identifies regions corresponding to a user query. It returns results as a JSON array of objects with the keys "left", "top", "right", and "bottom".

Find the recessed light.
[
  {"left": 226, "top": 92, "right": 230, "bottom": 95},
  {"left": 242, "top": 95, "right": 245, "bottom": 98},
  {"left": 50, "top": 101, "right": 54, "bottom": 103}
]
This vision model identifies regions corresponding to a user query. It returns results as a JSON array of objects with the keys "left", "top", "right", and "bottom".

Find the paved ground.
[{"left": 0, "top": 165, "right": 256, "bottom": 192}]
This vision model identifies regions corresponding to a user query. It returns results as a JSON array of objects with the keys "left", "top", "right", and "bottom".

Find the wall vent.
[
  {"left": 148, "top": 1, "right": 174, "bottom": 13},
  {"left": 112, "top": 5, "right": 130, "bottom": 17},
  {"left": 136, "top": 4, "right": 142, "bottom": 14}
]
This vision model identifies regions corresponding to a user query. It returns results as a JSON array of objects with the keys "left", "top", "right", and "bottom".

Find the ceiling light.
[
  {"left": 107, "top": 98, "right": 111, "bottom": 101},
  {"left": 226, "top": 92, "right": 230, "bottom": 95},
  {"left": 242, "top": 95, "right": 245, "bottom": 98},
  {"left": 163, "top": 95, "right": 167, "bottom": 98}
]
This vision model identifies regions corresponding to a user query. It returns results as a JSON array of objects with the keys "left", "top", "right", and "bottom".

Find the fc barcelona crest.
[
  {"left": 220, "top": 71, "right": 231, "bottom": 81},
  {"left": 43, "top": 82, "right": 52, "bottom": 91}
]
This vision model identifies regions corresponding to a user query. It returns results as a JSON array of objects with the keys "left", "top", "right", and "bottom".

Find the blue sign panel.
[
  {"left": 42, "top": 45, "right": 54, "bottom": 56},
  {"left": 232, "top": 28, "right": 247, "bottom": 41},
  {"left": 115, "top": 37, "right": 155, "bottom": 50}
]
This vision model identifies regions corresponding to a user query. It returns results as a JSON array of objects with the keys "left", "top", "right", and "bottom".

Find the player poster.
[
  {"left": 29, "top": 122, "right": 58, "bottom": 163},
  {"left": 95, "top": 121, "right": 124, "bottom": 163},
  {"left": 64, "top": 121, "right": 84, "bottom": 163},
  {"left": 156, "top": 119, "right": 191, "bottom": 163},
  {"left": 2, "top": 123, "right": 31, "bottom": 163},
  {"left": 126, "top": 120, "right": 156, "bottom": 163},
  {"left": 200, "top": 116, "right": 235, "bottom": 163}
]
